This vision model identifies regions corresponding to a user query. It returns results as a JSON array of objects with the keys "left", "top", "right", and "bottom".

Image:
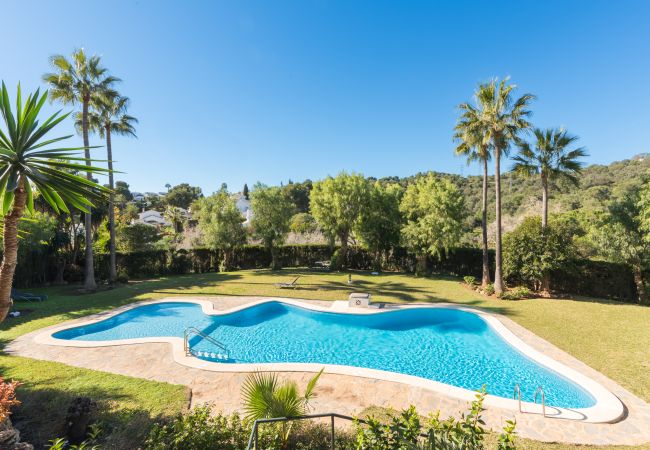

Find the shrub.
[
  {"left": 145, "top": 405, "right": 248, "bottom": 450},
  {"left": 499, "top": 286, "right": 532, "bottom": 300},
  {"left": 483, "top": 283, "right": 495, "bottom": 296},
  {"left": 503, "top": 216, "right": 576, "bottom": 292},
  {"left": 463, "top": 275, "right": 477, "bottom": 286},
  {"left": 354, "top": 389, "right": 517, "bottom": 449},
  {"left": 0, "top": 377, "right": 21, "bottom": 423}
]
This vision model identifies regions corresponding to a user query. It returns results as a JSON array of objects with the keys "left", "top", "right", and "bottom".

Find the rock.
[{"left": 0, "top": 418, "right": 33, "bottom": 450}]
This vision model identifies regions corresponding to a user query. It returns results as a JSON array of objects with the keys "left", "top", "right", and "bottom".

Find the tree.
[
  {"left": 283, "top": 179, "right": 312, "bottom": 213},
  {"left": 358, "top": 182, "right": 403, "bottom": 270},
  {"left": 591, "top": 185, "right": 650, "bottom": 304},
  {"left": 454, "top": 100, "right": 492, "bottom": 287},
  {"left": 400, "top": 174, "right": 465, "bottom": 275},
  {"left": 310, "top": 173, "right": 369, "bottom": 269},
  {"left": 116, "top": 223, "right": 161, "bottom": 252},
  {"left": 242, "top": 183, "right": 249, "bottom": 200},
  {"left": 164, "top": 205, "right": 186, "bottom": 234},
  {"left": 470, "top": 78, "right": 535, "bottom": 294},
  {"left": 512, "top": 128, "right": 587, "bottom": 228},
  {"left": 77, "top": 94, "right": 137, "bottom": 284},
  {"left": 0, "top": 83, "right": 109, "bottom": 321},
  {"left": 196, "top": 191, "right": 246, "bottom": 270},
  {"left": 503, "top": 216, "right": 577, "bottom": 292},
  {"left": 250, "top": 184, "right": 294, "bottom": 270},
  {"left": 165, "top": 183, "right": 171, "bottom": 192},
  {"left": 43, "top": 48, "right": 119, "bottom": 291},
  {"left": 290, "top": 212, "right": 318, "bottom": 234},
  {"left": 241, "top": 369, "right": 323, "bottom": 446},
  {"left": 165, "top": 183, "right": 203, "bottom": 209}
]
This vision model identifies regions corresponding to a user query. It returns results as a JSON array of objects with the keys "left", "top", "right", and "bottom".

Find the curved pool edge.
[{"left": 34, "top": 297, "right": 625, "bottom": 424}]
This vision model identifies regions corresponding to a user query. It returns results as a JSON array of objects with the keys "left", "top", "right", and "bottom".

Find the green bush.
[
  {"left": 503, "top": 217, "right": 576, "bottom": 292},
  {"left": 499, "top": 286, "right": 532, "bottom": 300},
  {"left": 463, "top": 275, "right": 477, "bottom": 286},
  {"left": 354, "top": 390, "right": 517, "bottom": 449},
  {"left": 144, "top": 405, "right": 248, "bottom": 450},
  {"left": 483, "top": 283, "right": 495, "bottom": 296}
]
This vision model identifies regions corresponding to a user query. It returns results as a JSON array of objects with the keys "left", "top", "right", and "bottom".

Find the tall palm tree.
[
  {"left": 43, "top": 49, "right": 119, "bottom": 291},
  {"left": 76, "top": 94, "right": 137, "bottom": 284},
  {"left": 512, "top": 128, "right": 587, "bottom": 227},
  {"left": 454, "top": 101, "right": 492, "bottom": 287},
  {"left": 474, "top": 78, "right": 535, "bottom": 294},
  {"left": 0, "top": 83, "right": 109, "bottom": 321}
]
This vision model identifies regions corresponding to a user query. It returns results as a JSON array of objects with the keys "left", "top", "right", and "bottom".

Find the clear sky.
[{"left": 2, "top": 0, "right": 649, "bottom": 194}]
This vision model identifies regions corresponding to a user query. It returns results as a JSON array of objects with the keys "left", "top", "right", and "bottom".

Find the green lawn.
[{"left": 2, "top": 269, "right": 649, "bottom": 449}]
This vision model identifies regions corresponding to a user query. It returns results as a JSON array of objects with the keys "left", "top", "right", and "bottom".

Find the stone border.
[{"left": 35, "top": 297, "right": 624, "bottom": 423}]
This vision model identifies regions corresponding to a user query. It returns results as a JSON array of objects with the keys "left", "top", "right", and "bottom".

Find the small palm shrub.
[
  {"left": 241, "top": 369, "right": 324, "bottom": 446},
  {"left": 483, "top": 284, "right": 495, "bottom": 296}
]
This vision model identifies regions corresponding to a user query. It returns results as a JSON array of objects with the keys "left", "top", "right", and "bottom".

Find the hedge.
[{"left": 9, "top": 244, "right": 641, "bottom": 303}]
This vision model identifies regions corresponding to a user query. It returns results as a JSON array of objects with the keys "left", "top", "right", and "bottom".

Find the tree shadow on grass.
[{"left": 8, "top": 382, "right": 181, "bottom": 449}]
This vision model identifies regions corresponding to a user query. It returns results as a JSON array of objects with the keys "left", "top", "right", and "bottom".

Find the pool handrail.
[
  {"left": 534, "top": 385, "right": 547, "bottom": 417},
  {"left": 183, "top": 327, "right": 229, "bottom": 358},
  {"left": 513, "top": 383, "right": 522, "bottom": 412}
]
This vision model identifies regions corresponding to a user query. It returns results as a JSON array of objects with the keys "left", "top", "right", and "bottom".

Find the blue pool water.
[{"left": 54, "top": 301, "right": 595, "bottom": 408}]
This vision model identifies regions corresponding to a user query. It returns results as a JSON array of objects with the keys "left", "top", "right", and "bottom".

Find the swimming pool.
[{"left": 52, "top": 300, "right": 601, "bottom": 410}]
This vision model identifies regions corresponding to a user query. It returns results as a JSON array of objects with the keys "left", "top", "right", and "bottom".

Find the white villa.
[
  {"left": 136, "top": 210, "right": 170, "bottom": 227},
  {"left": 234, "top": 193, "right": 253, "bottom": 225}
]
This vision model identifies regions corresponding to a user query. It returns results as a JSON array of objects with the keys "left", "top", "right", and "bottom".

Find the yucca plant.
[
  {"left": 0, "top": 82, "right": 110, "bottom": 322},
  {"left": 242, "top": 369, "right": 323, "bottom": 448}
]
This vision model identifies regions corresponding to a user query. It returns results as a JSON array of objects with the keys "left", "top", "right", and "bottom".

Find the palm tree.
[
  {"left": 474, "top": 78, "right": 535, "bottom": 294},
  {"left": 76, "top": 94, "right": 137, "bottom": 284},
  {"left": 241, "top": 369, "right": 323, "bottom": 447},
  {"left": 512, "top": 128, "right": 587, "bottom": 228},
  {"left": 43, "top": 48, "right": 119, "bottom": 291},
  {"left": 454, "top": 102, "right": 492, "bottom": 287},
  {"left": 0, "top": 83, "right": 110, "bottom": 322},
  {"left": 164, "top": 205, "right": 185, "bottom": 233}
]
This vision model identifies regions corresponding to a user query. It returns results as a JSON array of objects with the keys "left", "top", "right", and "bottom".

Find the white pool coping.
[{"left": 34, "top": 297, "right": 625, "bottom": 423}]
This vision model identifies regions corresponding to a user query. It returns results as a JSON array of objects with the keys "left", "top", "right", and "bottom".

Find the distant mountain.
[{"left": 379, "top": 156, "right": 650, "bottom": 240}]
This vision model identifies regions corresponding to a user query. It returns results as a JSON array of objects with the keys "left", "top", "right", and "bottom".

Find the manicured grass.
[{"left": 2, "top": 269, "right": 649, "bottom": 449}]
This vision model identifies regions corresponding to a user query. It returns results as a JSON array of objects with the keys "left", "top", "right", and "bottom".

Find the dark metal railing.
[{"left": 246, "top": 412, "right": 430, "bottom": 450}]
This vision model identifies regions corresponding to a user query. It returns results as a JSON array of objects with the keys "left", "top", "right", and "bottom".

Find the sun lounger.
[
  {"left": 11, "top": 289, "right": 47, "bottom": 302},
  {"left": 275, "top": 276, "right": 300, "bottom": 289}
]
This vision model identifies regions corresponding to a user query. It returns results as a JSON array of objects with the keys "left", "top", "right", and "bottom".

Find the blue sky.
[{"left": 2, "top": 0, "right": 649, "bottom": 194}]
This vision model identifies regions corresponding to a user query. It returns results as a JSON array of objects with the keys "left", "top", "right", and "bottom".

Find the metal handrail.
[
  {"left": 534, "top": 385, "right": 546, "bottom": 417},
  {"left": 184, "top": 327, "right": 229, "bottom": 359},
  {"left": 513, "top": 383, "right": 522, "bottom": 412},
  {"left": 246, "top": 412, "right": 430, "bottom": 450}
]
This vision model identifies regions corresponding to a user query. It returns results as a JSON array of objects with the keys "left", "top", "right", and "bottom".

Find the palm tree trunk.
[
  {"left": 82, "top": 96, "right": 97, "bottom": 291},
  {"left": 0, "top": 177, "right": 27, "bottom": 322},
  {"left": 494, "top": 148, "right": 504, "bottom": 294},
  {"left": 106, "top": 126, "right": 117, "bottom": 284},
  {"left": 481, "top": 157, "right": 491, "bottom": 287},
  {"left": 541, "top": 175, "right": 548, "bottom": 228}
]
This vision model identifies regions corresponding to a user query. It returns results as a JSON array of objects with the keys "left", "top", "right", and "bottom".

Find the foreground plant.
[
  {"left": 0, "top": 82, "right": 109, "bottom": 322},
  {"left": 355, "top": 389, "right": 517, "bottom": 450},
  {"left": 242, "top": 369, "right": 324, "bottom": 446}
]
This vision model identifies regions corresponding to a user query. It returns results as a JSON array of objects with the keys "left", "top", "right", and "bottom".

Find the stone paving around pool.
[{"left": 6, "top": 296, "right": 650, "bottom": 446}]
